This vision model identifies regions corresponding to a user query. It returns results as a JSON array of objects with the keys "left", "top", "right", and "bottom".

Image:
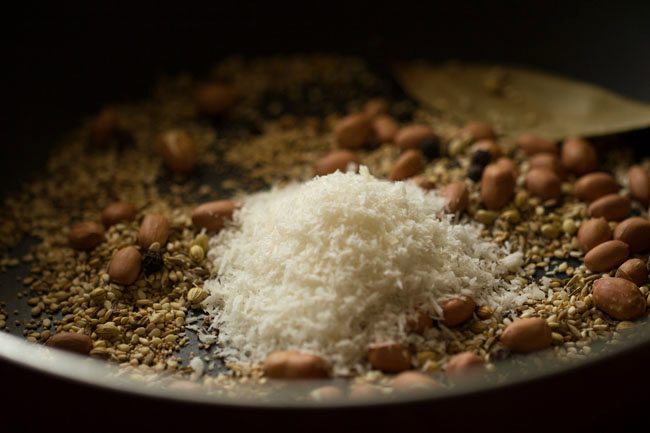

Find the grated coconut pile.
[{"left": 204, "top": 167, "right": 524, "bottom": 374}]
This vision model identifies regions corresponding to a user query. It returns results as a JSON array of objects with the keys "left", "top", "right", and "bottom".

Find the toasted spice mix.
[{"left": 0, "top": 56, "right": 648, "bottom": 400}]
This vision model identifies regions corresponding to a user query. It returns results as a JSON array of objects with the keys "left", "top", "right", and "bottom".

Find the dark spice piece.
[
  {"left": 419, "top": 137, "right": 440, "bottom": 160},
  {"left": 142, "top": 250, "right": 164, "bottom": 275},
  {"left": 467, "top": 164, "right": 484, "bottom": 182},
  {"left": 471, "top": 149, "right": 492, "bottom": 167}
]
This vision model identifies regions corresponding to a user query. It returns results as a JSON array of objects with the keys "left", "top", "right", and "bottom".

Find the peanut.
[
  {"left": 446, "top": 352, "right": 484, "bottom": 376},
  {"left": 500, "top": 318, "right": 552, "bottom": 353},
  {"left": 192, "top": 200, "right": 239, "bottom": 233},
  {"left": 101, "top": 202, "right": 137, "bottom": 228},
  {"left": 577, "top": 217, "right": 612, "bottom": 253},
  {"left": 391, "top": 371, "right": 439, "bottom": 392},
  {"left": 616, "top": 258, "right": 648, "bottom": 286},
  {"left": 89, "top": 109, "right": 119, "bottom": 148},
  {"left": 407, "top": 175, "right": 436, "bottom": 190},
  {"left": 158, "top": 129, "right": 198, "bottom": 174},
  {"left": 335, "top": 114, "right": 372, "bottom": 149},
  {"left": 195, "top": 82, "right": 238, "bottom": 117},
  {"left": 517, "top": 134, "right": 557, "bottom": 155},
  {"left": 395, "top": 125, "right": 435, "bottom": 150},
  {"left": 372, "top": 114, "right": 399, "bottom": 143},
  {"left": 614, "top": 217, "right": 650, "bottom": 253},
  {"left": 573, "top": 172, "right": 618, "bottom": 202},
  {"left": 528, "top": 153, "right": 565, "bottom": 177},
  {"left": 108, "top": 246, "right": 142, "bottom": 286},
  {"left": 364, "top": 98, "right": 389, "bottom": 118},
  {"left": 367, "top": 342, "right": 411, "bottom": 373},
  {"left": 313, "top": 150, "right": 360, "bottom": 176},
  {"left": 68, "top": 222, "right": 105, "bottom": 251},
  {"left": 480, "top": 163, "right": 515, "bottom": 210},
  {"left": 46, "top": 332, "right": 93, "bottom": 355},
  {"left": 389, "top": 149, "right": 424, "bottom": 181},
  {"left": 525, "top": 168, "right": 561, "bottom": 201},
  {"left": 588, "top": 194, "right": 631, "bottom": 221},
  {"left": 462, "top": 120, "right": 495, "bottom": 142},
  {"left": 628, "top": 165, "right": 650, "bottom": 206},
  {"left": 584, "top": 240, "right": 629, "bottom": 273},
  {"left": 561, "top": 137, "right": 598, "bottom": 175},
  {"left": 440, "top": 295, "right": 476, "bottom": 327},
  {"left": 592, "top": 277, "right": 646, "bottom": 321},
  {"left": 440, "top": 181, "right": 469, "bottom": 213},
  {"left": 137, "top": 214, "right": 170, "bottom": 249},
  {"left": 263, "top": 351, "right": 330, "bottom": 379},
  {"left": 407, "top": 310, "right": 433, "bottom": 334}
]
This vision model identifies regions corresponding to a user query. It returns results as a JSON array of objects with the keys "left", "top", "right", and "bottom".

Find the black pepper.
[
  {"left": 419, "top": 137, "right": 441, "bottom": 160},
  {"left": 467, "top": 164, "right": 484, "bottom": 182},
  {"left": 142, "top": 250, "right": 164, "bottom": 275},
  {"left": 471, "top": 149, "right": 492, "bottom": 167}
]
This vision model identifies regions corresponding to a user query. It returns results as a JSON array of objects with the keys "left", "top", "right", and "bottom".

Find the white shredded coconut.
[{"left": 204, "top": 167, "right": 525, "bottom": 374}]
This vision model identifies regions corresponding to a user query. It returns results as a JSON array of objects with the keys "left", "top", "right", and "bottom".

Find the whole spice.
[
  {"left": 367, "top": 342, "right": 412, "bottom": 373},
  {"left": 500, "top": 318, "right": 552, "bottom": 353},
  {"left": 335, "top": 114, "right": 372, "bottom": 149},
  {"left": 46, "top": 332, "right": 93, "bottom": 355},
  {"left": 395, "top": 125, "right": 435, "bottom": 150},
  {"left": 577, "top": 217, "right": 612, "bottom": 253},
  {"left": 467, "top": 164, "right": 484, "bottom": 182},
  {"left": 158, "top": 129, "right": 199, "bottom": 174},
  {"left": 592, "top": 277, "right": 646, "bottom": 321},
  {"left": 68, "top": 222, "right": 105, "bottom": 251},
  {"left": 137, "top": 214, "right": 170, "bottom": 249},
  {"left": 262, "top": 351, "right": 330, "bottom": 379},
  {"left": 613, "top": 217, "right": 650, "bottom": 253},
  {"left": 101, "top": 201, "right": 137, "bottom": 227},
  {"left": 313, "top": 150, "right": 360, "bottom": 176},
  {"left": 616, "top": 258, "right": 648, "bottom": 286},
  {"left": 440, "top": 296, "right": 476, "bottom": 327},
  {"left": 141, "top": 249, "right": 164, "bottom": 275},
  {"left": 583, "top": 240, "right": 629, "bottom": 273},
  {"left": 573, "top": 172, "right": 619, "bottom": 202},
  {"left": 192, "top": 200, "right": 239, "bottom": 232},
  {"left": 470, "top": 149, "right": 492, "bottom": 167},
  {"left": 588, "top": 194, "right": 631, "bottom": 221},
  {"left": 561, "top": 137, "right": 598, "bottom": 175},
  {"left": 628, "top": 165, "right": 650, "bottom": 206},
  {"left": 108, "top": 246, "right": 142, "bottom": 286},
  {"left": 419, "top": 137, "right": 441, "bottom": 160},
  {"left": 473, "top": 140, "right": 501, "bottom": 161},
  {"left": 389, "top": 149, "right": 424, "bottom": 181}
]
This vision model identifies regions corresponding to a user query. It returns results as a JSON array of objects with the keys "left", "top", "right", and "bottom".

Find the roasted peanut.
[
  {"left": 440, "top": 296, "right": 476, "bottom": 327},
  {"left": 440, "top": 181, "right": 469, "bottom": 213},
  {"left": 395, "top": 125, "right": 435, "bottom": 150},
  {"left": 367, "top": 342, "right": 411, "bottom": 373},
  {"left": 592, "top": 277, "right": 646, "bottom": 321},
  {"left": 364, "top": 98, "right": 389, "bottom": 118},
  {"left": 391, "top": 371, "right": 439, "bottom": 392},
  {"left": 108, "top": 246, "right": 142, "bottom": 286},
  {"left": 616, "top": 258, "right": 648, "bottom": 286},
  {"left": 528, "top": 153, "right": 565, "bottom": 177},
  {"left": 46, "top": 332, "right": 93, "bottom": 355},
  {"left": 137, "top": 214, "right": 170, "bottom": 249},
  {"left": 628, "top": 165, "right": 650, "bottom": 206},
  {"left": 158, "top": 129, "right": 199, "bottom": 174},
  {"left": 561, "top": 137, "right": 598, "bottom": 175},
  {"left": 577, "top": 217, "right": 612, "bottom": 253},
  {"left": 517, "top": 134, "right": 557, "bottom": 156},
  {"left": 389, "top": 150, "right": 424, "bottom": 181},
  {"left": 313, "top": 150, "right": 360, "bottom": 176},
  {"left": 525, "top": 168, "right": 561, "bottom": 201},
  {"left": 101, "top": 202, "right": 137, "bottom": 228},
  {"left": 263, "top": 351, "right": 330, "bottom": 379},
  {"left": 68, "top": 222, "right": 105, "bottom": 251},
  {"left": 372, "top": 114, "right": 399, "bottom": 143},
  {"left": 480, "top": 163, "right": 516, "bottom": 210},
  {"left": 195, "top": 82, "right": 239, "bottom": 117},
  {"left": 335, "top": 114, "right": 372, "bottom": 149},
  {"left": 192, "top": 200, "right": 239, "bottom": 233},
  {"left": 588, "top": 194, "right": 631, "bottom": 221},
  {"left": 348, "top": 383, "right": 383, "bottom": 400},
  {"left": 472, "top": 139, "right": 502, "bottom": 161},
  {"left": 500, "top": 318, "right": 552, "bottom": 353},
  {"left": 89, "top": 109, "right": 119, "bottom": 148},
  {"left": 584, "top": 240, "right": 629, "bottom": 273},
  {"left": 574, "top": 172, "right": 618, "bottom": 202},
  {"left": 408, "top": 175, "right": 436, "bottom": 190},
  {"left": 613, "top": 217, "right": 650, "bottom": 253},
  {"left": 309, "top": 386, "right": 343, "bottom": 401},
  {"left": 462, "top": 120, "right": 495, "bottom": 142},
  {"left": 446, "top": 352, "right": 484, "bottom": 376},
  {"left": 407, "top": 310, "right": 433, "bottom": 334}
]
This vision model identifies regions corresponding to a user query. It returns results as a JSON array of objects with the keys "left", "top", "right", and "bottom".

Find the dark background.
[{"left": 3, "top": 2, "right": 650, "bottom": 432}]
